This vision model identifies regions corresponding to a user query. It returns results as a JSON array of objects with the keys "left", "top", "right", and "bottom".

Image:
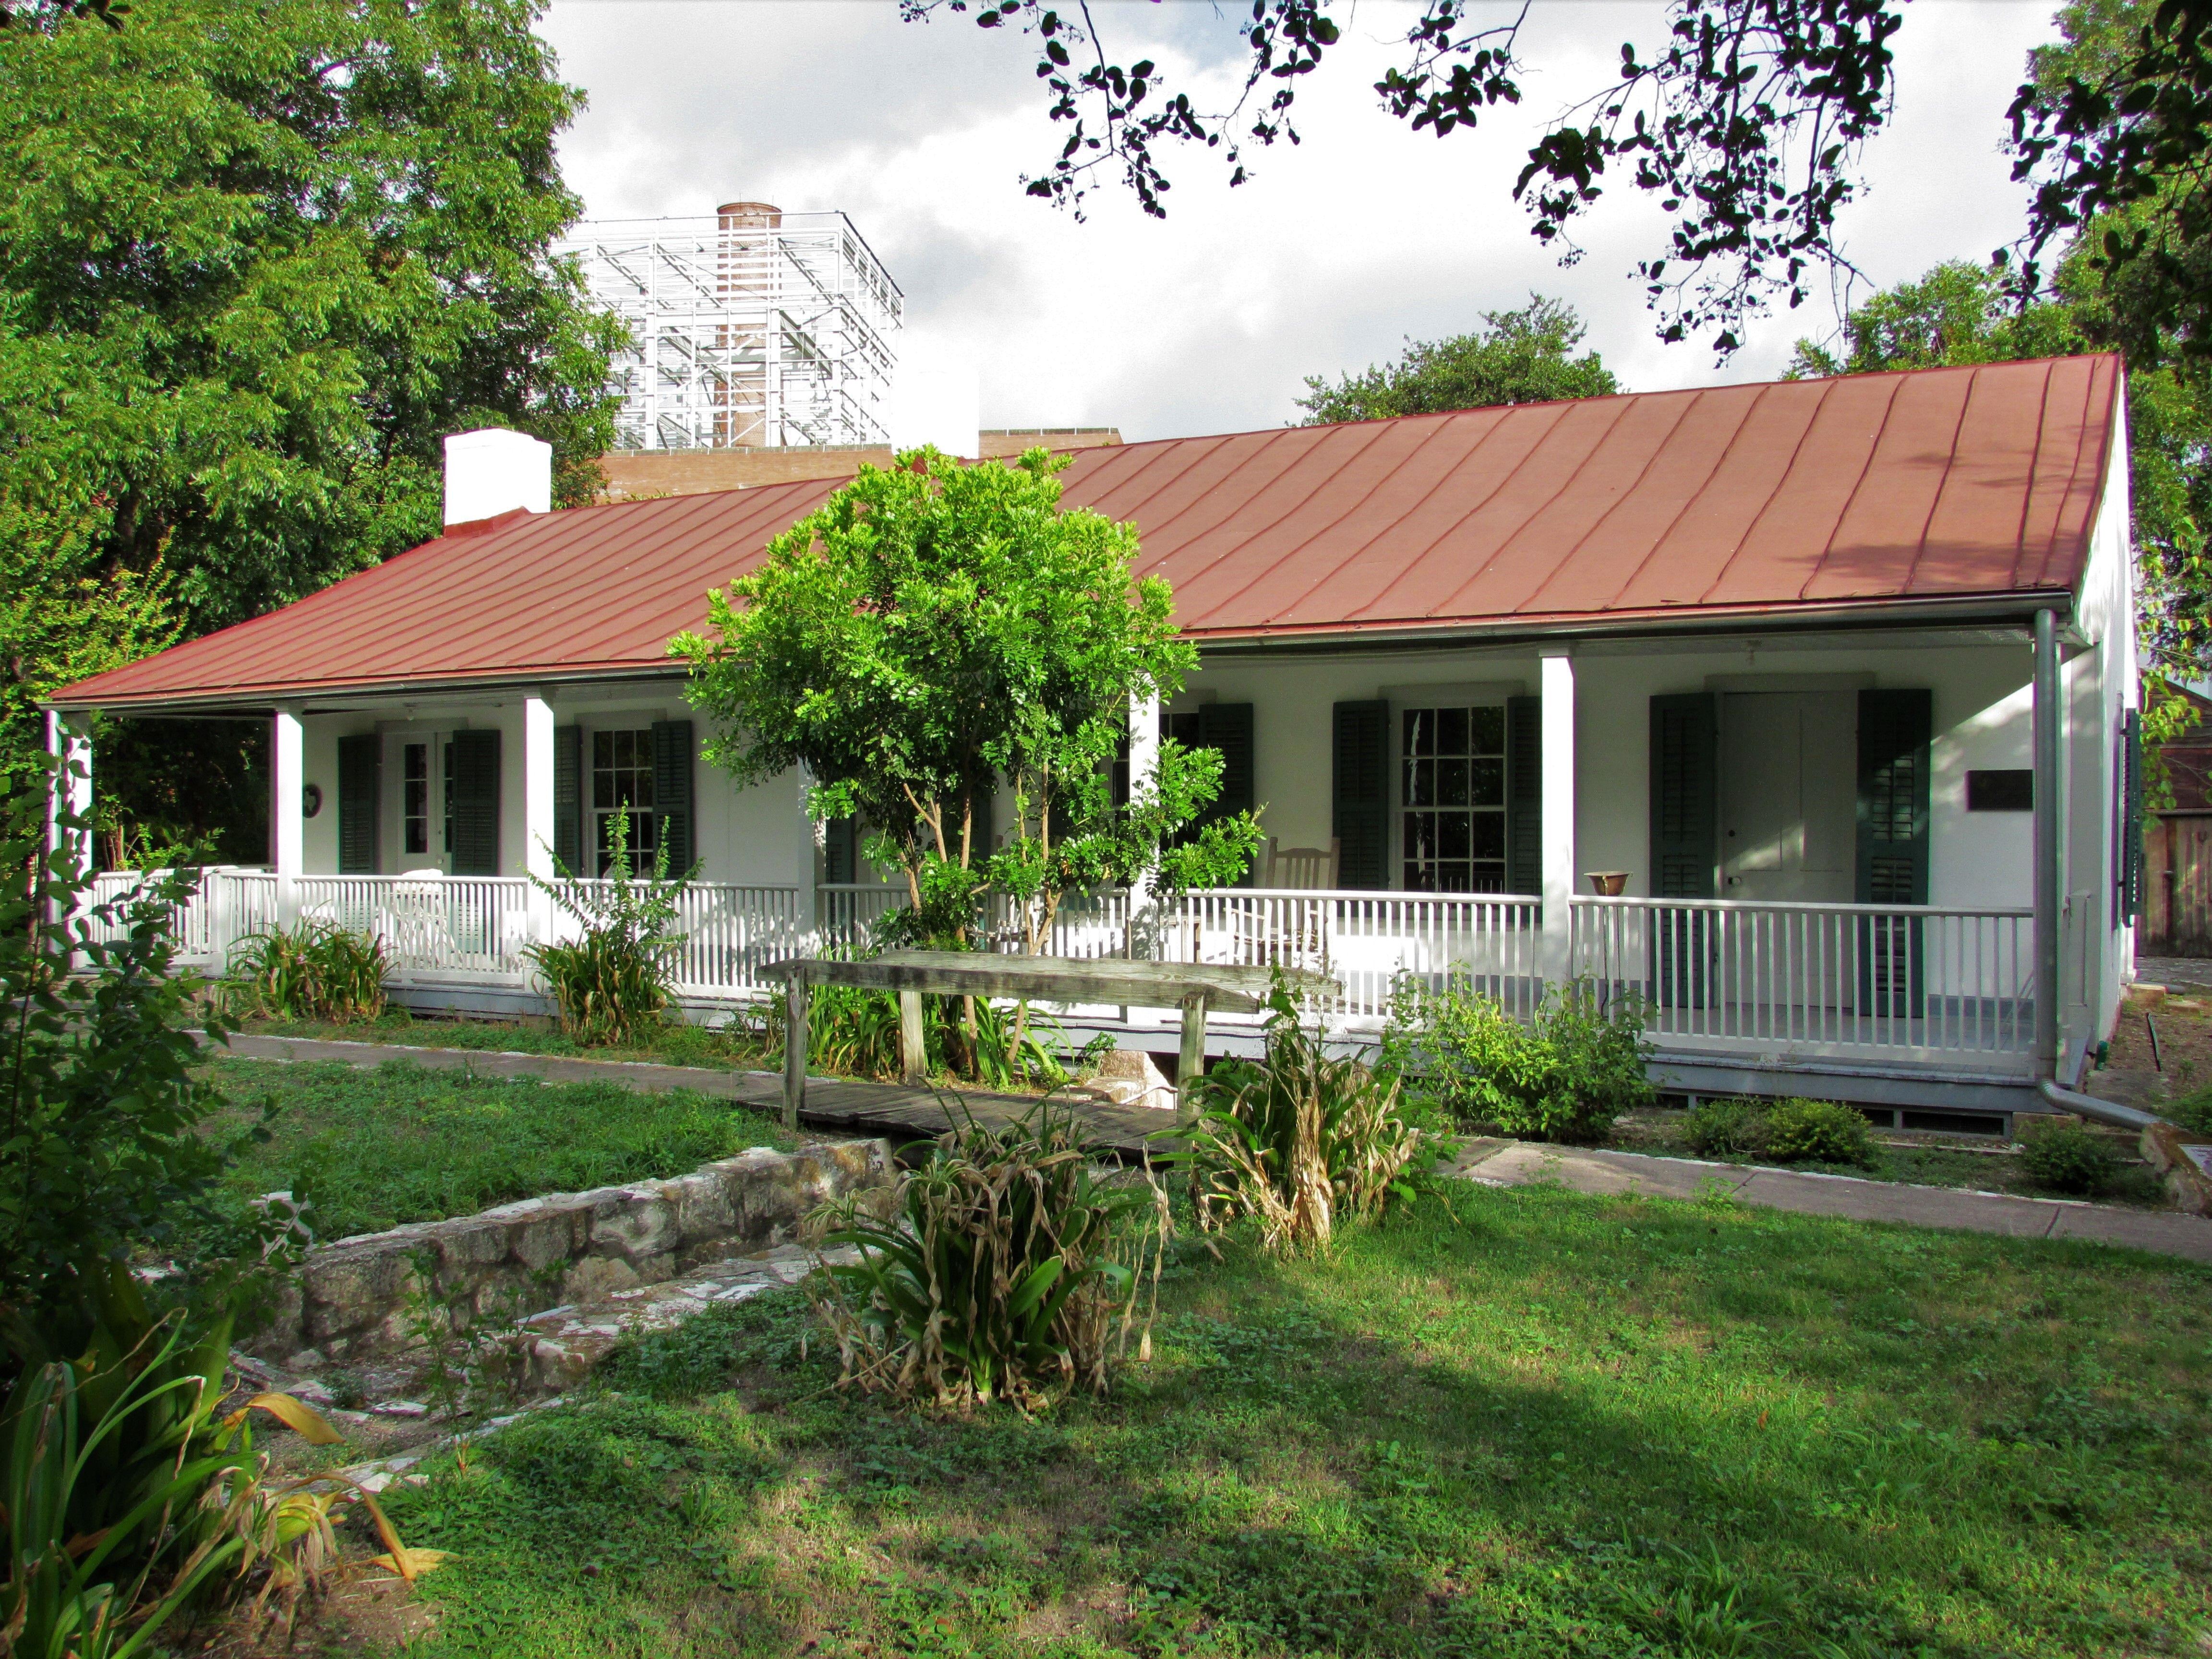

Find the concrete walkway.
[{"left": 1448, "top": 1138, "right": 2212, "bottom": 1264}]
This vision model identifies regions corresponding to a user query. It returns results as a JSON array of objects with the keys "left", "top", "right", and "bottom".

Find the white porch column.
[
  {"left": 794, "top": 767, "right": 820, "bottom": 955},
  {"left": 522, "top": 692, "right": 555, "bottom": 949},
  {"left": 1539, "top": 650, "right": 1576, "bottom": 989},
  {"left": 2032, "top": 609, "right": 2063, "bottom": 1074},
  {"left": 45, "top": 709, "right": 92, "bottom": 955},
  {"left": 44, "top": 709, "right": 92, "bottom": 874},
  {"left": 272, "top": 703, "right": 304, "bottom": 926},
  {"left": 1128, "top": 690, "right": 1163, "bottom": 971}
]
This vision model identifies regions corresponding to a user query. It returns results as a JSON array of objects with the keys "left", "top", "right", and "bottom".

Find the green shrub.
[
  {"left": 1683, "top": 1097, "right": 1772, "bottom": 1157},
  {"left": 227, "top": 918, "right": 387, "bottom": 1021},
  {"left": 1, "top": 756, "right": 361, "bottom": 1653},
  {"left": 1381, "top": 975, "right": 1652, "bottom": 1142},
  {"left": 526, "top": 807, "right": 689, "bottom": 1047},
  {"left": 2164, "top": 1088, "right": 2212, "bottom": 1135},
  {"left": 1176, "top": 980, "right": 1436, "bottom": 1254},
  {"left": 1762, "top": 1098, "right": 1877, "bottom": 1166},
  {"left": 784, "top": 978, "right": 1100, "bottom": 1091},
  {"left": 812, "top": 1102, "right": 1167, "bottom": 1407},
  {"left": 2020, "top": 1118, "right": 2122, "bottom": 1194}
]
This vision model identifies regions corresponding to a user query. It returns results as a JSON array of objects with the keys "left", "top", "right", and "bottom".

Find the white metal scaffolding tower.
[{"left": 555, "top": 204, "right": 902, "bottom": 451}]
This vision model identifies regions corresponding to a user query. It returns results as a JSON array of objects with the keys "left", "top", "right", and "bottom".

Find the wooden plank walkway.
[{"left": 206, "top": 1033, "right": 1177, "bottom": 1159}]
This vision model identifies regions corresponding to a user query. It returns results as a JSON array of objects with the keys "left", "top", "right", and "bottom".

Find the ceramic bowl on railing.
[{"left": 1586, "top": 871, "right": 1631, "bottom": 897}]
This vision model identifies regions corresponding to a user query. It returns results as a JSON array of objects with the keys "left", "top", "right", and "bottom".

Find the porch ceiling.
[{"left": 50, "top": 354, "right": 2119, "bottom": 714}]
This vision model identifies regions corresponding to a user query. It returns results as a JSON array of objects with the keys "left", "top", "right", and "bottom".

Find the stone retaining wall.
[{"left": 252, "top": 1139, "right": 895, "bottom": 1369}]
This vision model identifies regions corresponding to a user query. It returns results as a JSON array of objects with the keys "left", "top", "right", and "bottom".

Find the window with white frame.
[
  {"left": 592, "top": 729, "right": 658, "bottom": 874},
  {"left": 1401, "top": 704, "right": 1506, "bottom": 891},
  {"left": 403, "top": 742, "right": 429, "bottom": 855}
]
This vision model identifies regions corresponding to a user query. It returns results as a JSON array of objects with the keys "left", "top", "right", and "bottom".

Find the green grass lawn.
[
  {"left": 201, "top": 1058, "right": 803, "bottom": 1239},
  {"left": 351, "top": 1184, "right": 2210, "bottom": 1658}
]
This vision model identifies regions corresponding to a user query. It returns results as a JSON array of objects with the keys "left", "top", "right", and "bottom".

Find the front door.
[{"left": 1719, "top": 691, "right": 1857, "bottom": 904}]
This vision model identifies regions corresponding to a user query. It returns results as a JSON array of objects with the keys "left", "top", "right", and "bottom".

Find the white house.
[{"left": 47, "top": 355, "right": 2140, "bottom": 1130}]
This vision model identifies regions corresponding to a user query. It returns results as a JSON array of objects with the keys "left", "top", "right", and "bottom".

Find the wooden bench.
[{"left": 757, "top": 950, "right": 1336, "bottom": 1128}]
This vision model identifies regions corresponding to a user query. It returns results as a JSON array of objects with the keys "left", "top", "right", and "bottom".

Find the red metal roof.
[{"left": 54, "top": 354, "right": 2120, "bottom": 710}]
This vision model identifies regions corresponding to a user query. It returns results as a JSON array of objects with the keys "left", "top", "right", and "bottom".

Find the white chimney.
[
  {"left": 883, "top": 337, "right": 980, "bottom": 460},
  {"left": 443, "top": 428, "right": 553, "bottom": 527}
]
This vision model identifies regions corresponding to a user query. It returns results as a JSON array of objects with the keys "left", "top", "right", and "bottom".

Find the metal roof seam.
[
  {"left": 1517, "top": 386, "right": 1705, "bottom": 615},
  {"left": 1162, "top": 421, "right": 1403, "bottom": 622},
  {"left": 1347, "top": 403, "right": 1562, "bottom": 622},
  {"left": 1791, "top": 373, "right": 1901, "bottom": 601},
  {"left": 1897, "top": 360, "right": 1985, "bottom": 596},
  {"left": 1428, "top": 393, "right": 1639, "bottom": 617},
  {"left": 2008, "top": 361, "right": 2060, "bottom": 583},
  {"left": 1618, "top": 383, "right": 1767, "bottom": 604},
  {"left": 1118, "top": 428, "right": 1326, "bottom": 569},
  {"left": 2036, "top": 358, "right": 2110, "bottom": 591},
  {"left": 1225, "top": 414, "right": 1472, "bottom": 624}
]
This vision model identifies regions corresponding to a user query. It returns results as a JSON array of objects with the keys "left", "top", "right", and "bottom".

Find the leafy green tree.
[
  {"left": 0, "top": 0, "right": 624, "bottom": 819},
  {"left": 673, "top": 448, "right": 1261, "bottom": 957},
  {"left": 1295, "top": 297, "right": 1618, "bottom": 425}
]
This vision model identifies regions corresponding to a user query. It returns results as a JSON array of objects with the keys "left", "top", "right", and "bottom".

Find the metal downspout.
[{"left": 2033, "top": 609, "right": 2062, "bottom": 1078}]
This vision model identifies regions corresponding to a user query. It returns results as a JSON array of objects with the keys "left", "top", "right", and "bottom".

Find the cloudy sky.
[{"left": 538, "top": 0, "right": 2065, "bottom": 441}]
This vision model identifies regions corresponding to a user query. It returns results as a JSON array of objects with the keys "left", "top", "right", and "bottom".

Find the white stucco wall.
[{"left": 1180, "top": 635, "right": 2039, "bottom": 908}]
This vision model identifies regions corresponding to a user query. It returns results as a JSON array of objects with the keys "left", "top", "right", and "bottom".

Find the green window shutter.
[
  {"left": 449, "top": 728, "right": 502, "bottom": 876},
  {"left": 1855, "top": 690, "right": 1932, "bottom": 904},
  {"left": 651, "top": 719, "right": 694, "bottom": 876},
  {"left": 1649, "top": 693, "right": 1719, "bottom": 899},
  {"left": 553, "top": 725, "right": 582, "bottom": 875},
  {"left": 338, "top": 734, "right": 380, "bottom": 875},
  {"left": 1856, "top": 689, "right": 1933, "bottom": 1019},
  {"left": 2119, "top": 708, "right": 2144, "bottom": 927},
  {"left": 1332, "top": 699, "right": 1390, "bottom": 890},
  {"left": 967, "top": 778, "right": 995, "bottom": 864},
  {"left": 1506, "top": 694, "right": 1542, "bottom": 897},
  {"left": 1648, "top": 693, "right": 1719, "bottom": 1009},
  {"left": 1197, "top": 702, "right": 1255, "bottom": 883},
  {"left": 825, "top": 817, "right": 858, "bottom": 885}
]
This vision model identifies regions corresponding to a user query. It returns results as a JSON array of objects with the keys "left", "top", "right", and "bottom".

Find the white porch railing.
[
  {"left": 1569, "top": 895, "right": 2035, "bottom": 1063},
  {"left": 86, "top": 869, "right": 2038, "bottom": 1070},
  {"left": 297, "top": 875, "right": 536, "bottom": 982}
]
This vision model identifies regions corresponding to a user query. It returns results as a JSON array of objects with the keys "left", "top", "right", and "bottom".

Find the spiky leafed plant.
[
  {"left": 1167, "top": 979, "right": 1433, "bottom": 1256},
  {"left": 810, "top": 1102, "right": 1167, "bottom": 1408}
]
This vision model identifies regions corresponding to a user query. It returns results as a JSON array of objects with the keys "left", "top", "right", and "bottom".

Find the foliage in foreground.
[
  {"left": 1383, "top": 974, "right": 1653, "bottom": 1143},
  {"left": 373, "top": 1187, "right": 2212, "bottom": 1658},
  {"left": 0, "top": 763, "right": 379, "bottom": 1655},
  {"left": 811, "top": 1104, "right": 1167, "bottom": 1408},
  {"left": 524, "top": 808, "right": 693, "bottom": 1047},
  {"left": 1174, "top": 984, "right": 1434, "bottom": 1255},
  {"left": 224, "top": 921, "right": 387, "bottom": 1023}
]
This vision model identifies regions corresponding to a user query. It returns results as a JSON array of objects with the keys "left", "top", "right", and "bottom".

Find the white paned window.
[
  {"left": 1401, "top": 705, "right": 1506, "bottom": 892},
  {"left": 592, "top": 728, "right": 659, "bottom": 874},
  {"left": 403, "top": 742, "right": 429, "bottom": 855}
]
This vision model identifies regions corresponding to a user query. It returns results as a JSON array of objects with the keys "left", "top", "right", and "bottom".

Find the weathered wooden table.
[{"left": 757, "top": 950, "right": 1336, "bottom": 1128}]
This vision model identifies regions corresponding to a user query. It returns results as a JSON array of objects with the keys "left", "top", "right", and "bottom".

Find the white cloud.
[{"left": 540, "top": 0, "right": 2064, "bottom": 438}]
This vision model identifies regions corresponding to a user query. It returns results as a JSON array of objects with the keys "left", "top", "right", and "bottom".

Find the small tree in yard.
[{"left": 674, "top": 447, "right": 1259, "bottom": 981}]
